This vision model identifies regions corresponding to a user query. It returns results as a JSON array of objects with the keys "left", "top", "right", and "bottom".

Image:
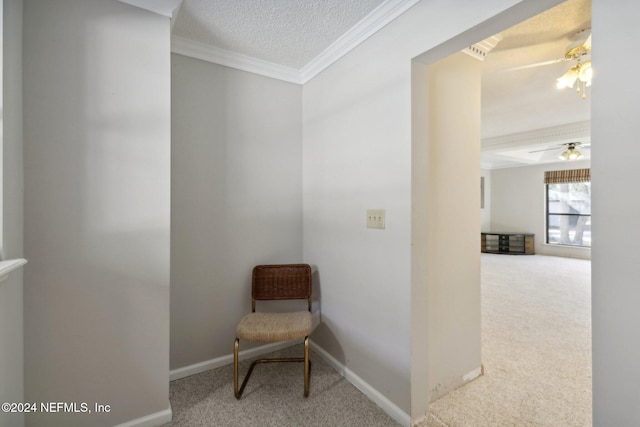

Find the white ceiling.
[
  {"left": 169, "top": 0, "right": 592, "bottom": 169},
  {"left": 481, "top": 0, "right": 592, "bottom": 168},
  {"left": 172, "top": 0, "right": 388, "bottom": 69}
]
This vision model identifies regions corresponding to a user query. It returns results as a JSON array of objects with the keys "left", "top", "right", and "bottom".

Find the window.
[{"left": 545, "top": 169, "right": 591, "bottom": 248}]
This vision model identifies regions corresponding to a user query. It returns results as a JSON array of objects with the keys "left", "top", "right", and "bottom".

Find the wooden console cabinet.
[{"left": 481, "top": 232, "right": 535, "bottom": 255}]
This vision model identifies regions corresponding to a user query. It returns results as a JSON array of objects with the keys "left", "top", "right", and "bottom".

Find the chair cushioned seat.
[{"left": 236, "top": 311, "right": 312, "bottom": 343}]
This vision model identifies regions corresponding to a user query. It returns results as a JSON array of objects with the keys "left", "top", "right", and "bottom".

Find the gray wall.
[
  {"left": 0, "top": 2, "right": 25, "bottom": 426},
  {"left": 170, "top": 54, "right": 303, "bottom": 370},
  {"left": 491, "top": 160, "right": 591, "bottom": 259},
  {"left": 592, "top": 0, "right": 640, "bottom": 424},
  {"left": 23, "top": 0, "right": 171, "bottom": 425}
]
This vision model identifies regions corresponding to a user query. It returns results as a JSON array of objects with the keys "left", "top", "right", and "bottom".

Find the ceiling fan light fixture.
[
  {"left": 556, "top": 30, "right": 592, "bottom": 99},
  {"left": 579, "top": 61, "right": 593, "bottom": 86},
  {"left": 557, "top": 61, "right": 592, "bottom": 99},
  {"left": 559, "top": 146, "right": 583, "bottom": 160},
  {"left": 557, "top": 66, "right": 579, "bottom": 89}
]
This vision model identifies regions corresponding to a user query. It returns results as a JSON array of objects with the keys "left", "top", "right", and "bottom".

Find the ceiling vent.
[{"left": 463, "top": 35, "right": 503, "bottom": 61}]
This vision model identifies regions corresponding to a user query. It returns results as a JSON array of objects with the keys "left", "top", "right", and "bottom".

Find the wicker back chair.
[{"left": 234, "top": 264, "right": 313, "bottom": 399}]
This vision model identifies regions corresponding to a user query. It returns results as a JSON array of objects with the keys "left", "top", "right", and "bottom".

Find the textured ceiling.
[
  {"left": 483, "top": 0, "right": 592, "bottom": 137},
  {"left": 491, "top": 0, "right": 591, "bottom": 52},
  {"left": 170, "top": 0, "right": 593, "bottom": 169},
  {"left": 481, "top": 0, "right": 592, "bottom": 167},
  {"left": 172, "top": 0, "right": 387, "bottom": 68}
]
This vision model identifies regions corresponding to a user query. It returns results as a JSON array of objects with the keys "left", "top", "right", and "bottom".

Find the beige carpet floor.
[
  {"left": 166, "top": 254, "right": 591, "bottom": 426},
  {"left": 165, "top": 345, "right": 400, "bottom": 426},
  {"left": 423, "top": 253, "right": 592, "bottom": 427}
]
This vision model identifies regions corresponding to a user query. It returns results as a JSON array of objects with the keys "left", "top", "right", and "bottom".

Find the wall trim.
[
  {"left": 118, "top": 0, "right": 182, "bottom": 18},
  {"left": 411, "top": 413, "right": 429, "bottom": 427},
  {"left": 170, "top": 340, "right": 411, "bottom": 425},
  {"left": 482, "top": 121, "right": 591, "bottom": 169},
  {"left": 113, "top": 405, "right": 172, "bottom": 427},
  {"left": 171, "top": 311, "right": 321, "bottom": 381},
  {"left": 170, "top": 0, "right": 419, "bottom": 84},
  {"left": 429, "top": 365, "right": 483, "bottom": 402},
  {"left": 309, "top": 342, "right": 411, "bottom": 427},
  {"left": 299, "top": 0, "right": 420, "bottom": 83},
  {"left": 0, "top": 258, "right": 27, "bottom": 282},
  {"left": 169, "top": 341, "right": 297, "bottom": 381},
  {"left": 462, "top": 35, "right": 503, "bottom": 61},
  {"left": 463, "top": 366, "right": 482, "bottom": 382},
  {"left": 483, "top": 120, "right": 591, "bottom": 150},
  {"left": 171, "top": 36, "right": 302, "bottom": 84}
]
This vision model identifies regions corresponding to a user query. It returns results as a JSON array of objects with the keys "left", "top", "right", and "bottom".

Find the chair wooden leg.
[
  {"left": 234, "top": 338, "right": 240, "bottom": 399},
  {"left": 304, "top": 336, "right": 310, "bottom": 397}
]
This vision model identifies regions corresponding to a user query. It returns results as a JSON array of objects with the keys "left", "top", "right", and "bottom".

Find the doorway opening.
[{"left": 411, "top": 0, "right": 592, "bottom": 424}]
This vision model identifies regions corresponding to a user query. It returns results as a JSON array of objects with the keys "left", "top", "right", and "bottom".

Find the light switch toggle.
[{"left": 367, "top": 209, "right": 385, "bottom": 229}]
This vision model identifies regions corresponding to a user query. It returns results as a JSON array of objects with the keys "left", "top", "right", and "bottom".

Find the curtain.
[{"left": 544, "top": 168, "right": 590, "bottom": 184}]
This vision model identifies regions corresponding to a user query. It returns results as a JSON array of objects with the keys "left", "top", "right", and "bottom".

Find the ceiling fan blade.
[
  {"left": 529, "top": 142, "right": 590, "bottom": 154},
  {"left": 529, "top": 147, "right": 561, "bottom": 153},
  {"left": 569, "top": 143, "right": 590, "bottom": 149},
  {"left": 499, "top": 57, "right": 570, "bottom": 72}
]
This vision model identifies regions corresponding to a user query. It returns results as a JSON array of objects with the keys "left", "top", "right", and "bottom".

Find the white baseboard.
[
  {"left": 463, "top": 366, "right": 482, "bottom": 382},
  {"left": 170, "top": 311, "right": 321, "bottom": 382},
  {"left": 113, "top": 405, "right": 172, "bottom": 427},
  {"left": 430, "top": 365, "right": 483, "bottom": 402},
  {"left": 309, "top": 342, "right": 411, "bottom": 427},
  {"left": 411, "top": 413, "right": 429, "bottom": 427},
  {"left": 169, "top": 338, "right": 411, "bottom": 426},
  {"left": 169, "top": 341, "right": 297, "bottom": 381}
]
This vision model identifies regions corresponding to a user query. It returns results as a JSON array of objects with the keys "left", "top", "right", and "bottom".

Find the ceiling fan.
[
  {"left": 502, "top": 28, "right": 591, "bottom": 72},
  {"left": 529, "top": 142, "right": 590, "bottom": 160},
  {"left": 501, "top": 28, "right": 593, "bottom": 98}
]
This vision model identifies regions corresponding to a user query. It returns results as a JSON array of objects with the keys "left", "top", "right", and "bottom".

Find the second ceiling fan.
[{"left": 529, "top": 142, "right": 590, "bottom": 160}]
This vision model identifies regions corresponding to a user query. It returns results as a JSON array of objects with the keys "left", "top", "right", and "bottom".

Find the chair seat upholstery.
[
  {"left": 236, "top": 311, "right": 312, "bottom": 343},
  {"left": 234, "top": 264, "right": 313, "bottom": 399}
]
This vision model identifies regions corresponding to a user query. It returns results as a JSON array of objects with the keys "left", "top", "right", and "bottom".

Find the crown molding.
[
  {"left": 462, "top": 35, "right": 503, "bottom": 61},
  {"left": 299, "top": 0, "right": 421, "bottom": 83},
  {"left": 118, "top": 0, "right": 182, "bottom": 18},
  {"left": 171, "top": 36, "right": 303, "bottom": 84},
  {"left": 480, "top": 161, "right": 495, "bottom": 170},
  {"left": 170, "top": 0, "right": 419, "bottom": 85},
  {"left": 482, "top": 121, "right": 591, "bottom": 151},
  {"left": 170, "top": 1, "right": 182, "bottom": 32}
]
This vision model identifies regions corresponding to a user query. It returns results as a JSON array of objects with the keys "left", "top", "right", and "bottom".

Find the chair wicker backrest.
[
  {"left": 236, "top": 263, "right": 314, "bottom": 399},
  {"left": 252, "top": 264, "right": 312, "bottom": 301}
]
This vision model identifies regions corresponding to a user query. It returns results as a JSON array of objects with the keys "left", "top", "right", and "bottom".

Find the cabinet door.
[{"left": 524, "top": 236, "right": 535, "bottom": 254}]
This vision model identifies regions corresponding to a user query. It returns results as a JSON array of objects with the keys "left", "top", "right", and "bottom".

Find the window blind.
[{"left": 544, "top": 168, "right": 590, "bottom": 184}]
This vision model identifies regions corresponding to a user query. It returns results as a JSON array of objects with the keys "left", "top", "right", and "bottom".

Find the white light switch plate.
[{"left": 367, "top": 209, "right": 385, "bottom": 229}]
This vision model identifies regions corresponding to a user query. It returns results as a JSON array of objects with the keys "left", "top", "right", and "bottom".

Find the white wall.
[
  {"left": 303, "top": 18, "right": 415, "bottom": 414},
  {"left": 425, "top": 52, "right": 482, "bottom": 401},
  {"left": 9, "top": 1, "right": 640, "bottom": 426},
  {"left": 0, "top": 0, "right": 4, "bottom": 247},
  {"left": 491, "top": 160, "right": 591, "bottom": 259},
  {"left": 23, "top": 0, "right": 171, "bottom": 425},
  {"left": 481, "top": 169, "right": 491, "bottom": 232},
  {"left": 303, "top": 0, "right": 563, "bottom": 419},
  {"left": 0, "top": 2, "right": 25, "bottom": 425},
  {"left": 592, "top": 0, "right": 640, "bottom": 424},
  {"left": 170, "top": 54, "right": 303, "bottom": 370}
]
